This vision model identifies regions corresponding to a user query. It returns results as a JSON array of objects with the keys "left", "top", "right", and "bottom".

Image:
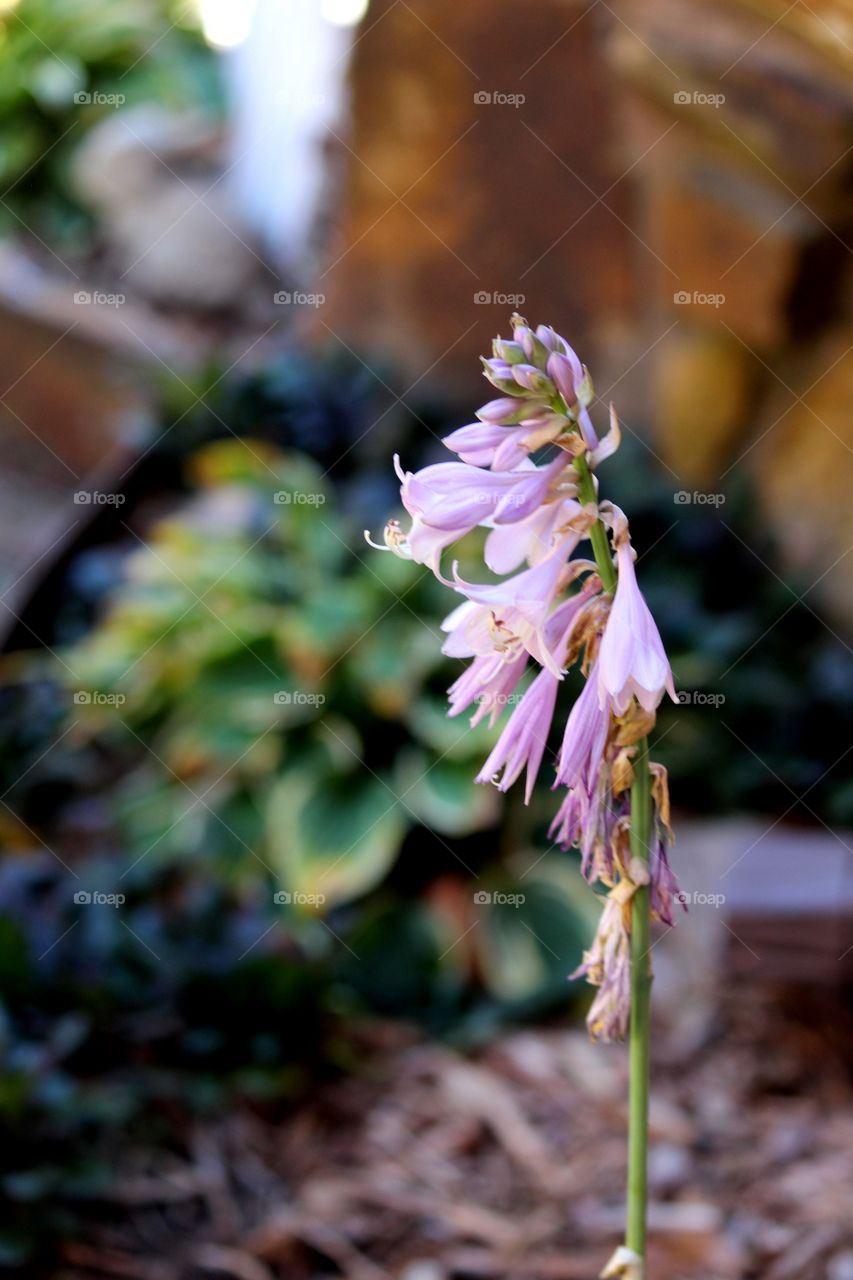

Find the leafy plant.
[{"left": 0, "top": 0, "right": 220, "bottom": 245}]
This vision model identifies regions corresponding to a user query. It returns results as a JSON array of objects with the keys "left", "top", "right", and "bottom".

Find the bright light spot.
[
  {"left": 321, "top": 0, "right": 369, "bottom": 27},
  {"left": 198, "top": 0, "right": 257, "bottom": 49}
]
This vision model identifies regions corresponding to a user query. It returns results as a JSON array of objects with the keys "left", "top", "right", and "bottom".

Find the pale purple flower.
[
  {"left": 447, "top": 650, "right": 528, "bottom": 728},
  {"left": 443, "top": 416, "right": 565, "bottom": 471},
  {"left": 450, "top": 537, "right": 578, "bottom": 678},
  {"left": 397, "top": 455, "right": 556, "bottom": 532},
  {"left": 483, "top": 497, "right": 581, "bottom": 574},
  {"left": 475, "top": 665, "right": 559, "bottom": 803},
  {"left": 477, "top": 396, "right": 545, "bottom": 425},
  {"left": 548, "top": 786, "right": 587, "bottom": 851},
  {"left": 370, "top": 313, "right": 681, "bottom": 1047},
  {"left": 598, "top": 539, "right": 677, "bottom": 714},
  {"left": 554, "top": 658, "right": 610, "bottom": 792}
]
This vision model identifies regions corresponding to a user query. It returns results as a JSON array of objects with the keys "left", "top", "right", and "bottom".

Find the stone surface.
[
  {"left": 653, "top": 326, "right": 757, "bottom": 484},
  {"left": 752, "top": 331, "right": 853, "bottom": 630},
  {"left": 319, "top": 0, "right": 636, "bottom": 398}
]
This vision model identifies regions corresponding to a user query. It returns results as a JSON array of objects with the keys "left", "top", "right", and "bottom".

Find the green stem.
[
  {"left": 573, "top": 453, "right": 616, "bottom": 594},
  {"left": 570, "top": 431, "right": 652, "bottom": 1265},
  {"left": 626, "top": 736, "right": 652, "bottom": 1264}
]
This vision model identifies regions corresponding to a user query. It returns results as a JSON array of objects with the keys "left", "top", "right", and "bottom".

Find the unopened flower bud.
[
  {"left": 576, "top": 365, "right": 594, "bottom": 407},
  {"left": 477, "top": 396, "right": 548, "bottom": 424},
  {"left": 536, "top": 324, "right": 568, "bottom": 355},
  {"left": 510, "top": 315, "right": 550, "bottom": 369},
  {"left": 511, "top": 363, "right": 553, "bottom": 395},
  {"left": 492, "top": 337, "right": 525, "bottom": 364},
  {"left": 547, "top": 351, "right": 579, "bottom": 407},
  {"left": 481, "top": 357, "right": 520, "bottom": 394}
]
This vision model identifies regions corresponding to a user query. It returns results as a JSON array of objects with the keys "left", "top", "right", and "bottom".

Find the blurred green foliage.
[{"left": 0, "top": 0, "right": 220, "bottom": 244}]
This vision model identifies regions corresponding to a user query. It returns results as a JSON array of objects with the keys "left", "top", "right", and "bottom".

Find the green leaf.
[
  {"left": 396, "top": 751, "right": 499, "bottom": 836},
  {"left": 266, "top": 772, "right": 406, "bottom": 907},
  {"left": 473, "top": 865, "right": 595, "bottom": 1003}
]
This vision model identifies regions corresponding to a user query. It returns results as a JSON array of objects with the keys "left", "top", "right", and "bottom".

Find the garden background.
[{"left": 0, "top": 1, "right": 851, "bottom": 1277}]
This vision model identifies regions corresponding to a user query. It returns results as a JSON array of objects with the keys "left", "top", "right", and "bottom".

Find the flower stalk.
[
  {"left": 626, "top": 737, "right": 651, "bottom": 1268},
  {"left": 369, "top": 314, "right": 679, "bottom": 1278}
]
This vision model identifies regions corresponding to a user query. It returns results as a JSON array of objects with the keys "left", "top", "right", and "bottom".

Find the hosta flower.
[
  {"left": 554, "top": 657, "right": 610, "bottom": 793},
  {"left": 449, "top": 536, "right": 580, "bottom": 678},
  {"left": 598, "top": 538, "right": 677, "bottom": 714},
  {"left": 447, "top": 650, "right": 528, "bottom": 728},
  {"left": 475, "top": 665, "right": 560, "bottom": 802},
  {"left": 397, "top": 453, "right": 565, "bottom": 532},
  {"left": 370, "top": 312, "right": 680, "bottom": 1045}
]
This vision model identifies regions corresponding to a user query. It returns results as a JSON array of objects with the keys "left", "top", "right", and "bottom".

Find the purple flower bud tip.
[
  {"left": 547, "top": 351, "right": 577, "bottom": 405},
  {"left": 511, "top": 363, "right": 551, "bottom": 394}
]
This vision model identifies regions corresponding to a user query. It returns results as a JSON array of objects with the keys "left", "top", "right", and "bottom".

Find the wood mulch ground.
[{"left": 56, "top": 984, "right": 853, "bottom": 1280}]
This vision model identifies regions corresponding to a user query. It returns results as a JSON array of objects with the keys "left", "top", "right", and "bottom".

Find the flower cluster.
[{"left": 369, "top": 314, "right": 679, "bottom": 1042}]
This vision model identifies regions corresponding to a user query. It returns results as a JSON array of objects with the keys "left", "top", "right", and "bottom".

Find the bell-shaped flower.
[
  {"left": 475, "top": 665, "right": 560, "bottom": 803},
  {"left": 397, "top": 454, "right": 565, "bottom": 533},
  {"left": 555, "top": 658, "right": 610, "bottom": 793},
  {"left": 598, "top": 540, "right": 676, "bottom": 714},
  {"left": 450, "top": 538, "right": 577, "bottom": 677},
  {"left": 447, "top": 650, "right": 527, "bottom": 728},
  {"left": 483, "top": 498, "right": 581, "bottom": 575}
]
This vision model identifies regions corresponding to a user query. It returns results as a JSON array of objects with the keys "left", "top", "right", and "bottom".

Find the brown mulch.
[{"left": 56, "top": 985, "right": 853, "bottom": 1280}]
